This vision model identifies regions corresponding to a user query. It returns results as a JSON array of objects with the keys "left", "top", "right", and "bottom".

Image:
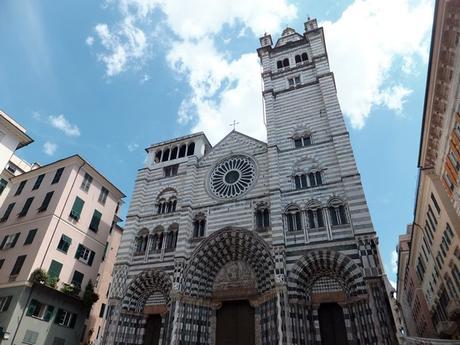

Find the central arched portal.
[
  {"left": 180, "top": 227, "right": 277, "bottom": 345},
  {"left": 318, "top": 303, "right": 348, "bottom": 345}
]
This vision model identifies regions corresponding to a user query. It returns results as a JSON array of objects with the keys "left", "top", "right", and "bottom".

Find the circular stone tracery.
[{"left": 209, "top": 156, "right": 256, "bottom": 199}]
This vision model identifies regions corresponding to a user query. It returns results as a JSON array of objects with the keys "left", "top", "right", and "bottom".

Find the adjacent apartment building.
[
  {"left": 0, "top": 154, "right": 124, "bottom": 345},
  {"left": 397, "top": 0, "right": 460, "bottom": 340},
  {"left": 0, "top": 110, "right": 34, "bottom": 205}
]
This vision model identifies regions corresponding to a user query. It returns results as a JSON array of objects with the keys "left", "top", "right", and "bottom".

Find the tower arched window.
[
  {"left": 162, "top": 148, "right": 170, "bottom": 162},
  {"left": 295, "top": 55, "right": 301, "bottom": 63},
  {"left": 328, "top": 199, "right": 349, "bottom": 226},
  {"left": 301, "top": 52, "right": 308, "bottom": 61},
  {"left": 150, "top": 230, "right": 164, "bottom": 253},
  {"left": 255, "top": 204, "right": 270, "bottom": 231},
  {"left": 170, "top": 146, "right": 178, "bottom": 160},
  {"left": 157, "top": 199, "right": 167, "bottom": 214},
  {"left": 193, "top": 213, "right": 206, "bottom": 238},
  {"left": 166, "top": 198, "right": 177, "bottom": 213},
  {"left": 283, "top": 58, "right": 290, "bottom": 67},
  {"left": 294, "top": 174, "right": 308, "bottom": 189},
  {"left": 294, "top": 134, "right": 311, "bottom": 148},
  {"left": 187, "top": 142, "right": 195, "bottom": 156},
  {"left": 178, "top": 144, "right": 186, "bottom": 158},
  {"left": 135, "top": 229, "right": 149, "bottom": 254},
  {"left": 154, "top": 150, "right": 162, "bottom": 163},
  {"left": 306, "top": 208, "right": 324, "bottom": 229},
  {"left": 308, "top": 171, "right": 323, "bottom": 187},
  {"left": 277, "top": 61, "right": 283, "bottom": 69},
  {"left": 156, "top": 188, "right": 178, "bottom": 215},
  {"left": 165, "top": 224, "right": 178, "bottom": 251},
  {"left": 285, "top": 206, "right": 302, "bottom": 232}
]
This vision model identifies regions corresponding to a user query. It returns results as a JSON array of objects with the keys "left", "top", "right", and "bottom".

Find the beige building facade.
[
  {"left": 397, "top": 0, "right": 460, "bottom": 340},
  {"left": 0, "top": 155, "right": 124, "bottom": 345}
]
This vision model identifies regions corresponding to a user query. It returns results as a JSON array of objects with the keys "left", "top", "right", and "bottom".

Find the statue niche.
[{"left": 213, "top": 261, "right": 257, "bottom": 300}]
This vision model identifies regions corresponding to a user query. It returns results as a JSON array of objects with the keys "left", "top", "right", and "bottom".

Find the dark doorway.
[
  {"left": 318, "top": 303, "right": 349, "bottom": 345},
  {"left": 216, "top": 300, "right": 255, "bottom": 345},
  {"left": 143, "top": 314, "right": 162, "bottom": 345}
]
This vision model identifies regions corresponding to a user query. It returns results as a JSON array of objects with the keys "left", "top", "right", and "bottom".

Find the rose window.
[{"left": 209, "top": 156, "right": 256, "bottom": 199}]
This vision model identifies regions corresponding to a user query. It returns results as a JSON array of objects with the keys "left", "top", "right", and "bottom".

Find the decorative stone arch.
[
  {"left": 327, "top": 195, "right": 347, "bottom": 207},
  {"left": 123, "top": 269, "right": 172, "bottom": 313},
  {"left": 291, "top": 156, "right": 322, "bottom": 176},
  {"left": 288, "top": 250, "right": 365, "bottom": 301},
  {"left": 304, "top": 199, "right": 322, "bottom": 210},
  {"left": 156, "top": 187, "right": 178, "bottom": 201},
  {"left": 181, "top": 227, "right": 275, "bottom": 298}
]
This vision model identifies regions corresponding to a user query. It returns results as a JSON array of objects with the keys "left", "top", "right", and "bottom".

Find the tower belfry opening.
[{"left": 103, "top": 18, "right": 398, "bottom": 345}]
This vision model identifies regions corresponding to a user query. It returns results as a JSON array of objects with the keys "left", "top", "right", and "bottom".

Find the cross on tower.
[{"left": 229, "top": 120, "right": 239, "bottom": 131}]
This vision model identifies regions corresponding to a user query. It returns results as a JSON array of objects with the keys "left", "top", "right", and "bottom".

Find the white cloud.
[
  {"left": 389, "top": 279, "right": 396, "bottom": 289},
  {"left": 127, "top": 143, "right": 140, "bottom": 151},
  {"left": 86, "top": 36, "right": 95, "bottom": 46},
  {"left": 48, "top": 114, "right": 81, "bottom": 137},
  {"left": 322, "top": 0, "right": 433, "bottom": 128},
  {"left": 43, "top": 141, "right": 57, "bottom": 156},
  {"left": 32, "top": 111, "right": 41, "bottom": 120},
  {"left": 391, "top": 250, "right": 398, "bottom": 274}
]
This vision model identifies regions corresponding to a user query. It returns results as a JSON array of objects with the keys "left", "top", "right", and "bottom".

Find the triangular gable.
[{"left": 199, "top": 130, "right": 267, "bottom": 165}]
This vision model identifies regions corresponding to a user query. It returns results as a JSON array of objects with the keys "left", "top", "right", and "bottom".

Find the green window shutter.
[
  {"left": 11, "top": 233, "right": 20, "bottom": 248},
  {"left": 75, "top": 244, "right": 83, "bottom": 259},
  {"left": 70, "top": 197, "right": 84, "bottom": 220},
  {"left": 89, "top": 210, "right": 102, "bottom": 232},
  {"left": 43, "top": 305, "right": 55, "bottom": 321},
  {"left": 39, "top": 192, "right": 54, "bottom": 212},
  {"left": 48, "top": 260, "right": 63, "bottom": 279},
  {"left": 26, "top": 299, "right": 38, "bottom": 316},
  {"left": 24, "top": 229, "right": 37, "bottom": 245},
  {"left": 88, "top": 251, "right": 95, "bottom": 266},
  {"left": 0, "top": 236, "right": 7, "bottom": 249}
]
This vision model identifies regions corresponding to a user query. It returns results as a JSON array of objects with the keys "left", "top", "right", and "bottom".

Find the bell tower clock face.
[{"left": 209, "top": 155, "right": 257, "bottom": 199}]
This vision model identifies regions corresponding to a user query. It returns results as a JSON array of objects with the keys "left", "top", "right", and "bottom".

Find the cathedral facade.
[{"left": 103, "top": 18, "right": 397, "bottom": 345}]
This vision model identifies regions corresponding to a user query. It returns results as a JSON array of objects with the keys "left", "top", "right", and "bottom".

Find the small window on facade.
[
  {"left": 255, "top": 207, "right": 270, "bottom": 231},
  {"left": 18, "top": 197, "right": 34, "bottom": 217},
  {"left": 24, "top": 229, "right": 37, "bottom": 245},
  {"left": 38, "top": 191, "right": 54, "bottom": 212},
  {"left": 287, "top": 76, "right": 301, "bottom": 88},
  {"left": 26, "top": 299, "right": 54, "bottom": 321},
  {"left": 150, "top": 232, "right": 163, "bottom": 253},
  {"left": 52, "top": 168, "right": 65, "bottom": 184},
  {"left": 165, "top": 231, "right": 178, "bottom": 251},
  {"left": 0, "top": 295, "right": 12, "bottom": 312},
  {"left": 98, "top": 187, "right": 109, "bottom": 205},
  {"left": 301, "top": 52, "right": 308, "bottom": 61},
  {"left": 0, "top": 178, "right": 7, "bottom": 195},
  {"left": 164, "top": 164, "right": 179, "bottom": 177},
  {"left": 75, "top": 244, "right": 95, "bottom": 266},
  {"left": 55, "top": 309, "right": 77, "bottom": 328},
  {"left": 48, "top": 260, "right": 63, "bottom": 280},
  {"left": 32, "top": 174, "right": 45, "bottom": 190},
  {"left": 10, "top": 255, "right": 26, "bottom": 276},
  {"left": 71, "top": 270, "right": 84, "bottom": 288},
  {"left": 277, "top": 60, "right": 283, "bottom": 69},
  {"left": 14, "top": 180, "right": 26, "bottom": 196},
  {"left": 81, "top": 173, "right": 93, "bottom": 192},
  {"left": 89, "top": 210, "right": 102, "bottom": 232},
  {"left": 154, "top": 150, "right": 162, "bottom": 163},
  {"left": 162, "top": 148, "right": 170, "bottom": 162},
  {"left": 293, "top": 134, "right": 311, "bottom": 148},
  {"left": 295, "top": 55, "right": 301, "bottom": 63},
  {"left": 0, "top": 202, "right": 15, "bottom": 222},
  {"left": 135, "top": 233, "right": 148, "bottom": 254},
  {"left": 99, "top": 303, "right": 106, "bottom": 318},
  {"left": 1, "top": 233, "right": 20, "bottom": 250},
  {"left": 283, "top": 58, "right": 290, "bottom": 67},
  {"left": 57, "top": 234, "right": 72, "bottom": 253},
  {"left": 0, "top": 259, "right": 5, "bottom": 269},
  {"left": 69, "top": 197, "right": 84, "bottom": 221}
]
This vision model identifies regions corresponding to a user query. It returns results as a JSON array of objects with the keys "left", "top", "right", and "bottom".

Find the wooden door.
[
  {"left": 143, "top": 314, "right": 162, "bottom": 345},
  {"left": 216, "top": 300, "right": 255, "bottom": 345},
  {"left": 318, "top": 303, "right": 349, "bottom": 345}
]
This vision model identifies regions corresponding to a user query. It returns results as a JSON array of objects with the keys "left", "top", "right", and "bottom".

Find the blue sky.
[{"left": 0, "top": 0, "right": 434, "bottom": 283}]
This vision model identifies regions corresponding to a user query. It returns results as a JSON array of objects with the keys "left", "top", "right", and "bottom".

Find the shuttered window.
[
  {"left": 24, "top": 229, "right": 37, "bottom": 245},
  {"left": 14, "top": 181, "right": 26, "bottom": 196},
  {"left": 18, "top": 197, "right": 34, "bottom": 217},
  {"left": 89, "top": 210, "right": 102, "bottom": 232},
  {"left": 10, "top": 255, "right": 26, "bottom": 276},
  {"left": 57, "top": 234, "right": 72, "bottom": 253},
  {"left": 38, "top": 191, "right": 54, "bottom": 212},
  {"left": 75, "top": 244, "right": 95, "bottom": 266},
  {"left": 69, "top": 197, "right": 84, "bottom": 221},
  {"left": 48, "top": 260, "right": 63, "bottom": 279},
  {"left": 52, "top": 167, "right": 64, "bottom": 184},
  {"left": 32, "top": 174, "right": 45, "bottom": 190},
  {"left": 71, "top": 270, "right": 84, "bottom": 288},
  {"left": 0, "top": 203, "right": 15, "bottom": 222}
]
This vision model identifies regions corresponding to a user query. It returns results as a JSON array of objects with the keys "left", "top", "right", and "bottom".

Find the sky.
[{"left": 0, "top": 0, "right": 434, "bottom": 284}]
